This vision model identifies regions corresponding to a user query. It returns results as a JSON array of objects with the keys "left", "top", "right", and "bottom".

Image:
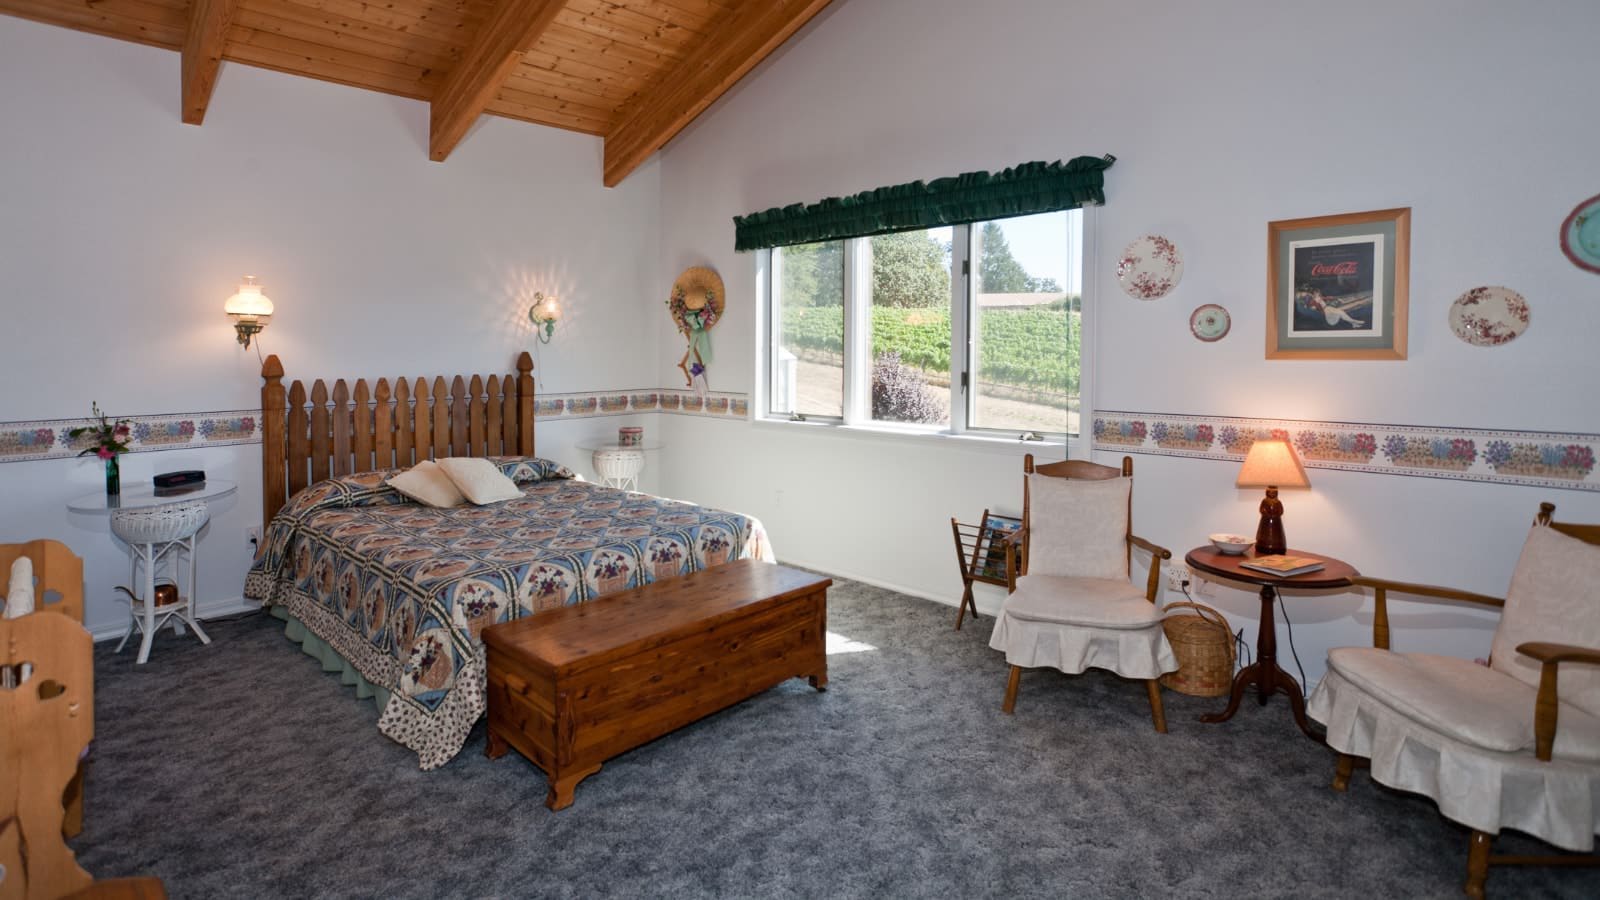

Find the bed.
[{"left": 242, "top": 354, "right": 772, "bottom": 769}]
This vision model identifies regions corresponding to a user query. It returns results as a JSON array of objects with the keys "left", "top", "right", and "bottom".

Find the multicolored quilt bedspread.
[{"left": 242, "top": 457, "right": 773, "bottom": 769}]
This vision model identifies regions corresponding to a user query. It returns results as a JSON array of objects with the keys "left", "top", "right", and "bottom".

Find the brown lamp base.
[{"left": 1255, "top": 487, "right": 1286, "bottom": 555}]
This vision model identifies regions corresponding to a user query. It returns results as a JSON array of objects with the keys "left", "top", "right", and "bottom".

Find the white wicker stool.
[
  {"left": 591, "top": 446, "right": 646, "bottom": 491},
  {"left": 110, "top": 500, "right": 213, "bottom": 664}
]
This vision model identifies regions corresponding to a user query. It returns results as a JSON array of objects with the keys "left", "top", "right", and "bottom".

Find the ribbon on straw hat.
[{"left": 668, "top": 267, "right": 724, "bottom": 385}]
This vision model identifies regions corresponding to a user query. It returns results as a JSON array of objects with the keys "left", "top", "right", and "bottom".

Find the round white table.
[
  {"left": 68, "top": 480, "right": 236, "bottom": 664},
  {"left": 575, "top": 441, "right": 661, "bottom": 492}
]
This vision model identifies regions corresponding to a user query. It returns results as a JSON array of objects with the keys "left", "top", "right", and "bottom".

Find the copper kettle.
[
  {"left": 152, "top": 583, "right": 180, "bottom": 606},
  {"left": 116, "top": 583, "right": 180, "bottom": 606}
]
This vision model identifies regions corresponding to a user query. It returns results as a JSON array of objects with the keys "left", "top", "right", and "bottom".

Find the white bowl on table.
[{"left": 1209, "top": 533, "right": 1253, "bottom": 555}]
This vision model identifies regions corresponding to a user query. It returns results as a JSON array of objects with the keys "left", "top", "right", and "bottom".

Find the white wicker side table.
[
  {"left": 68, "top": 479, "right": 237, "bottom": 664},
  {"left": 575, "top": 441, "right": 661, "bottom": 492}
]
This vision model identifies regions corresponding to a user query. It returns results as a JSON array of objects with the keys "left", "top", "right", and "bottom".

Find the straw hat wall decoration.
[{"left": 667, "top": 266, "right": 725, "bottom": 386}]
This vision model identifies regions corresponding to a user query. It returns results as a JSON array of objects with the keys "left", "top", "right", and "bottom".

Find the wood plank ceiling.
[{"left": 0, "top": 0, "right": 836, "bottom": 185}]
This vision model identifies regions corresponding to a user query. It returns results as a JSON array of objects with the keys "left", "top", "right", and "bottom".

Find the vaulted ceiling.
[{"left": 0, "top": 0, "right": 835, "bottom": 185}]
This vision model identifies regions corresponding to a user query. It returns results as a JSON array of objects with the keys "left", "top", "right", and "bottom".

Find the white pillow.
[
  {"left": 436, "top": 457, "right": 523, "bottom": 505},
  {"left": 1491, "top": 524, "right": 1600, "bottom": 719},
  {"left": 5, "top": 556, "right": 34, "bottom": 618},
  {"left": 387, "top": 460, "right": 466, "bottom": 509},
  {"left": 1026, "top": 474, "right": 1130, "bottom": 581}
]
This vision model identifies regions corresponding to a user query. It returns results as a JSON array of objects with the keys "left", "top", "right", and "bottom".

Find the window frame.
[{"left": 757, "top": 207, "right": 1095, "bottom": 454}]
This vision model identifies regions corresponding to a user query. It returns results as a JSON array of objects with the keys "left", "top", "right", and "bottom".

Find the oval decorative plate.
[
  {"left": 1560, "top": 192, "right": 1600, "bottom": 275},
  {"left": 1189, "top": 304, "right": 1231, "bottom": 342},
  {"left": 1449, "top": 286, "right": 1530, "bottom": 347},
  {"left": 1117, "top": 234, "right": 1183, "bottom": 300}
]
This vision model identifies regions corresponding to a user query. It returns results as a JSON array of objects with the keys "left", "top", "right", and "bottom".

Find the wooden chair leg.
[
  {"left": 1145, "top": 679, "right": 1167, "bottom": 733},
  {"left": 1332, "top": 753, "right": 1355, "bottom": 792},
  {"left": 1002, "top": 665, "right": 1022, "bottom": 714},
  {"left": 1465, "top": 830, "right": 1492, "bottom": 899}
]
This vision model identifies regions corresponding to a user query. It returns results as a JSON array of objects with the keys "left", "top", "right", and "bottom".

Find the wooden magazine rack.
[{"left": 948, "top": 509, "right": 1023, "bottom": 631}]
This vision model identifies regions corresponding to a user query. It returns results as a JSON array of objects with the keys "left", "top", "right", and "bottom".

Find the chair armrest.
[
  {"left": 1347, "top": 576, "right": 1504, "bottom": 650},
  {"left": 1128, "top": 534, "right": 1169, "bottom": 603},
  {"left": 1128, "top": 534, "right": 1172, "bottom": 561},
  {"left": 1517, "top": 641, "right": 1600, "bottom": 762},
  {"left": 1517, "top": 642, "right": 1600, "bottom": 666},
  {"left": 1347, "top": 576, "right": 1505, "bottom": 607},
  {"left": 1003, "top": 526, "right": 1026, "bottom": 593}
]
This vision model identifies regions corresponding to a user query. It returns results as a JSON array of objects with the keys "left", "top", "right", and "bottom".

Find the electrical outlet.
[
  {"left": 246, "top": 525, "right": 261, "bottom": 547},
  {"left": 1165, "top": 564, "right": 1191, "bottom": 592}
]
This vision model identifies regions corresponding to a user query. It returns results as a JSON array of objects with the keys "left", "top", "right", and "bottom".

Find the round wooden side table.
[{"left": 1184, "top": 546, "right": 1358, "bottom": 738}]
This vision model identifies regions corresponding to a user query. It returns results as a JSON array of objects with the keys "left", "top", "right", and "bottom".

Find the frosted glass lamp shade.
[
  {"left": 1236, "top": 439, "right": 1309, "bottom": 489},
  {"left": 529, "top": 292, "right": 560, "bottom": 343},
  {"left": 225, "top": 276, "right": 273, "bottom": 348}
]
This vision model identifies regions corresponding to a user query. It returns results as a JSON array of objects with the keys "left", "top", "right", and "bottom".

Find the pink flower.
[{"left": 96, "top": 447, "right": 114, "bottom": 460}]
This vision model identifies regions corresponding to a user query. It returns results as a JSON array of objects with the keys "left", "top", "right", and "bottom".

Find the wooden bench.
[{"left": 481, "top": 559, "right": 831, "bottom": 810}]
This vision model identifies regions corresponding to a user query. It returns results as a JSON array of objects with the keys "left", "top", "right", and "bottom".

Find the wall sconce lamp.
[
  {"left": 224, "top": 275, "right": 274, "bottom": 349},
  {"left": 528, "top": 292, "right": 561, "bottom": 344},
  {"left": 1235, "top": 437, "right": 1311, "bottom": 555}
]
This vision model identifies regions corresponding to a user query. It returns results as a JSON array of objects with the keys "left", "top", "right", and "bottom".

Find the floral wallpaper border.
[
  {"left": 0, "top": 390, "right": 750, "bottom": 463},
  {"left": 0, "top": 410, "right": 261, "bottom": 463},
  {"left": 1092, "top": 410, "right": 1600, "bottom": 493},
  {"left": 533, "top": 388, "right": 749, "bottom": 420}
]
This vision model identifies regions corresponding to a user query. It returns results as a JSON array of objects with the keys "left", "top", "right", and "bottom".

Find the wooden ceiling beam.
[
  {"left": 429, "top": 0, "right": 567, "bottom": 162},
  {"left": 181, "top": 0, "right": 239, "bottom": 124},
  {"left": 601, "top": 0, "right": 835, "bottom": 187}
]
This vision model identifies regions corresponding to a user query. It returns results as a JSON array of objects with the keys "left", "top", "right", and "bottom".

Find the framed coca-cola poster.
[{"left": 1266, "top": 207, "right": 1409, "bottom": 359}]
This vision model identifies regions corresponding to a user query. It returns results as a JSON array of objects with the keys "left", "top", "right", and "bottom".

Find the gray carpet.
[{"left": 73, "top": 576, "right": 1596, "bottom": 899}]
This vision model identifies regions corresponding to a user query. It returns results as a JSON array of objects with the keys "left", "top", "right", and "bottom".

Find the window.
[
  {"left": 769, "top": 240, "right": 845, "bottom": 419},
  {"left": 764, "top": 209, "right": 1084, "bottom": 440}
]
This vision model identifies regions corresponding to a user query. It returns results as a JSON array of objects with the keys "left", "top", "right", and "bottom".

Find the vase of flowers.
[{"left": 67, "top": 402, "right": 132, "bottom": 496}]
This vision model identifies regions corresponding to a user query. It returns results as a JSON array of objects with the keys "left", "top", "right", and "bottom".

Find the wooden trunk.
[{"left": 481, "top": 560, "right": 830, "bottom": 810}]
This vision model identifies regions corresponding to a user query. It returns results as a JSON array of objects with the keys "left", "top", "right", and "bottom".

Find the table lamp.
[{"left": 1236, "top": 438, "right": 1309, "bottom": 555}]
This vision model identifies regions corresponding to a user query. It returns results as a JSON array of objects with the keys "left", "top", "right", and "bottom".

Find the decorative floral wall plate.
[
  {"left": 1117, "top": 234, "right": 1183, "bottom": 300},
  {"left": 1560, "top": 192, "right": 1600, "bottom": 275},
  {"left": 1189, "top": 304, "right": 1231, "bottom": 341},
  {"left": 1449, "top": 286, "right": 1530, "bottom": 347}
]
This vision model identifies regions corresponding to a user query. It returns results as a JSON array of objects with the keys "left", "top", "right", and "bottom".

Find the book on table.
[{"left": 1238, "top": 554, "right": 1325, "bottom": 577}]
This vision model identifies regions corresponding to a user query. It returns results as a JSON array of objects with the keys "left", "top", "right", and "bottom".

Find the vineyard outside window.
[{"left": 765, "top": 209, "right": 1083, "bottom": 440}]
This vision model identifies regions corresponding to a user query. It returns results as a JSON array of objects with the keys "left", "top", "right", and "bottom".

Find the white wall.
[
  {"left": 0, "top": 17, "right": 662, "bottom": 636},
  {"left": 652, "top": 0, "right": 1600, "bottom": 684}
]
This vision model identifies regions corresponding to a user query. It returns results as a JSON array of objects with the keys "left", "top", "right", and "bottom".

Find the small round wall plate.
[
  {"left": 1117, "top": 234, "right": 1183, "bottom": 300},
  {"left": 1560, "top": 192, "right": 1600, "bottom": 275},
  {"left": 1449, "top": 286, "right": 1530, "bottom": 347},
  {"left": 1190, "top": 304, "right": 1231, "bottom": 341}
]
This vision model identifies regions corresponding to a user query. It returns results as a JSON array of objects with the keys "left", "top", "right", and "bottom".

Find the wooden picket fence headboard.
[{"left": 260, "top": 352, "right": 536, "bottom": 527}]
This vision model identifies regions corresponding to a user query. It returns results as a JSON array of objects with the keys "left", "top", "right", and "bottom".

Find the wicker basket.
[{"left": 1160, "top": 601, "right": 1236, "bottom": 697}]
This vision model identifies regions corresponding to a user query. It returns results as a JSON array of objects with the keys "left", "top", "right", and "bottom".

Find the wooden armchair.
[
  {"left": 1306, "top": 503, "right": 1600, "bottom": 897},
  {"left": 988, "top": 454, "right": 1177, "bottom": 731}
]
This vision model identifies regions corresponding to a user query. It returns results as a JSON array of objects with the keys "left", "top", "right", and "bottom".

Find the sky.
[{"left": 930, "top": 208, "right": 1082, "bottom": 294}]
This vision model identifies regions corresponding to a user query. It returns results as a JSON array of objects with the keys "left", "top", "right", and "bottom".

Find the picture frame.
[{"left": 1266, "top": 207, "right": 1409, "bottom": 360}]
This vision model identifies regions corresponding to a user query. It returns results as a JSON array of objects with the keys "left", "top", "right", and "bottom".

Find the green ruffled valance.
[{"left": 733, "top": 155, "right": 1115, "bottom": 251}]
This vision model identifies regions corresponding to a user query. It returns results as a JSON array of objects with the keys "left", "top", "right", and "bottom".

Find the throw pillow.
[
  {"left": 1491, "top": 523, "right": 1600, "bottom": 719},
  {"left": 1026, "top": 474, "right": 1130, "bottom": 581},
  {"left": 437, "top": 457, "right": 524, "bottom": 505},
  {"left": 386, "top": 460, "right": 466, "bottom": 509}
]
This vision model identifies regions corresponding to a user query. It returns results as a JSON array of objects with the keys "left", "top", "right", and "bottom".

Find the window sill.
[{"left": 752, "top": 416, "right": 1076, "bottom": 457}]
